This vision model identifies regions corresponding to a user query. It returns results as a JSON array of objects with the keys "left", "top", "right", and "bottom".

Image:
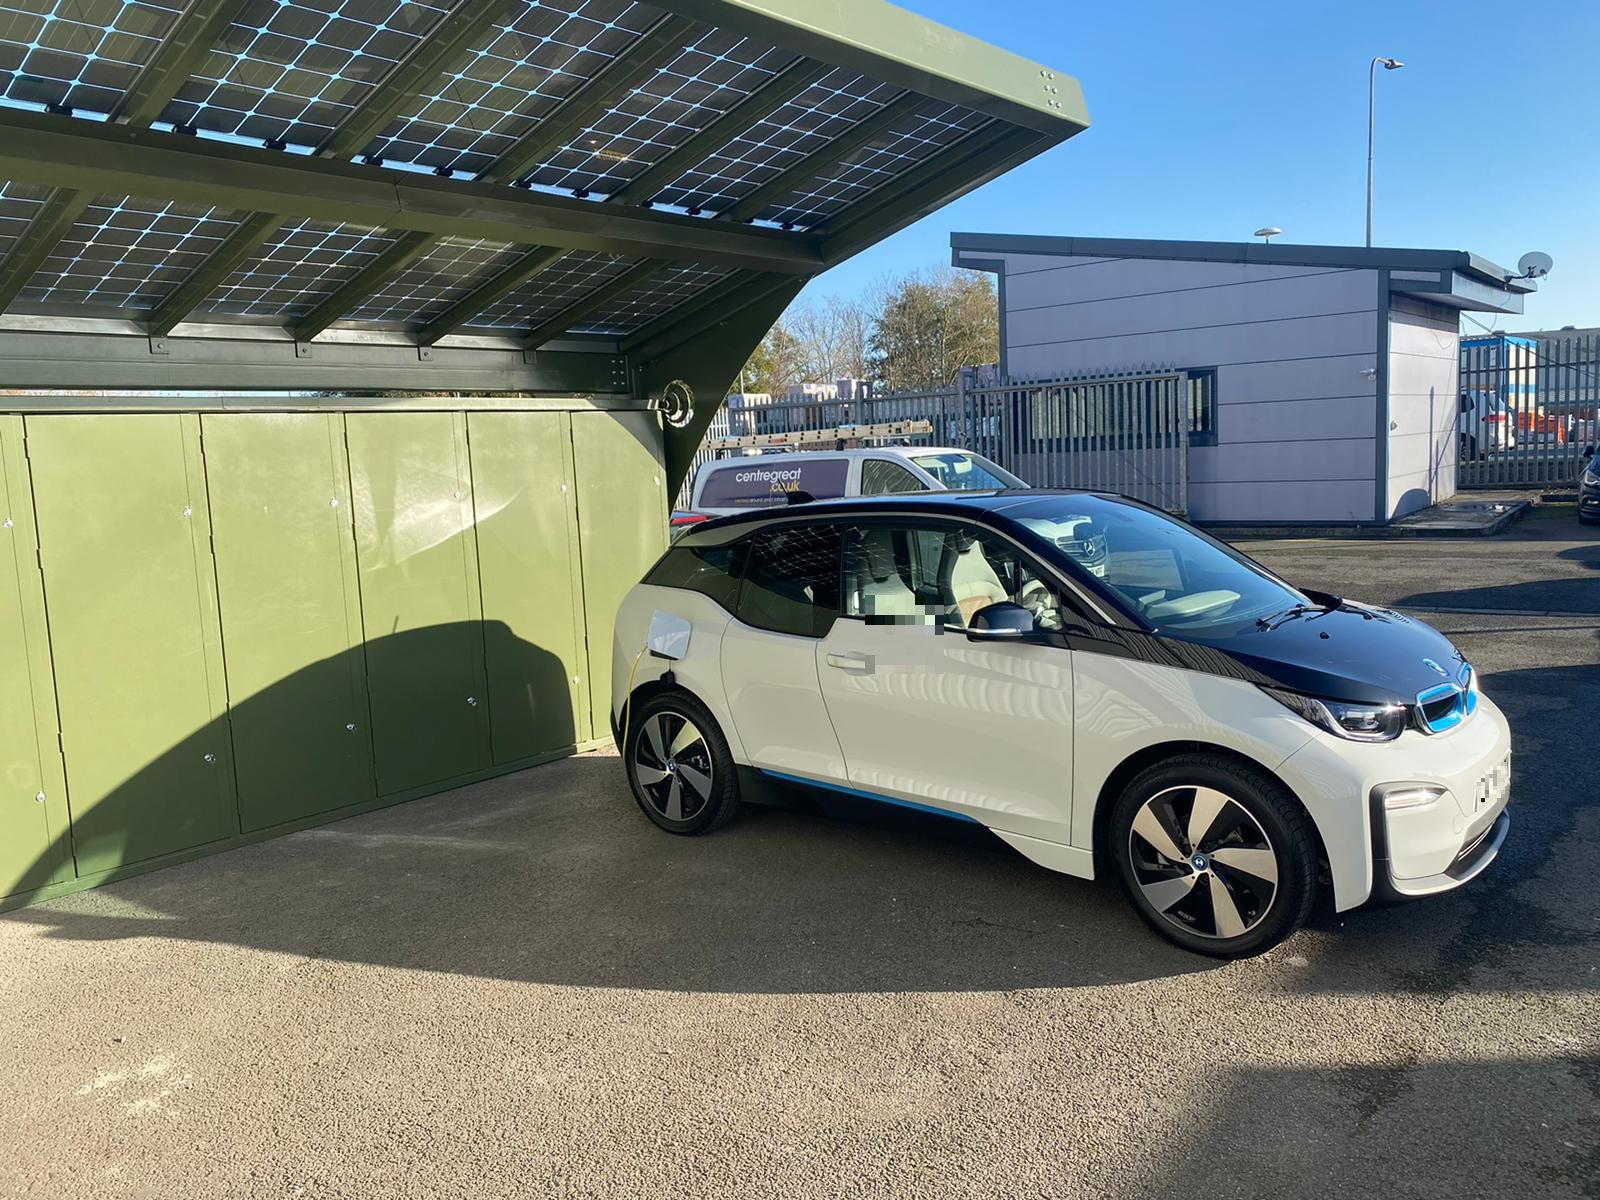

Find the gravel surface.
[{"left": 1, "top": 505, "right": 1596, "bottom": 1200}]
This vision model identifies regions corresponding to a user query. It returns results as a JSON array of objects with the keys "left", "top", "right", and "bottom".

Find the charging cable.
[{"left": 620, "top": 644, "right": 648, "bottom": 760}]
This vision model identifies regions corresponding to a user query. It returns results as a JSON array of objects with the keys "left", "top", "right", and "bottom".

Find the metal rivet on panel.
[
  {"left": 35, "top": 792, "right": 45, "bottom": 804},
  {"left": 345, "top": 723, "right": 357, "bottom": 732},
  {"left": 203, "top": 753, "right": 216, "bottom": 764},
  {"left": 330, "top": 498, "right": 339, "bottom": 508},
  {"left": 466, "top": 696, "right": 478, "bottom": 706},
  {"left": 183, "top": 506, "right": 193, "bottom": 517},
  {"left": 653, "top": 476, "right": 661, "bottom": 486},
  {"left": 2, "top": 518, "right": 11, "bottom": 529},
  {"left": 560, "top": 483, "right": 567, "bottom": 493},
  {"left": 453, "top": 490, "right": 463, "bottom": 499}
]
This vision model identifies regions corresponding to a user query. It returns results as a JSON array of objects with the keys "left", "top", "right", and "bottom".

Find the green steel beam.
[
  {"left": 415, "top": 246, "right": 565, "bottom": 346},
  {"left": 644, "top": 0, "right": 1089, "bottom": 136},
  {"left": 608, "top": 57, "right": 831, "bottom": 206},
  {"left": 0, "top": 189, "right": 91, "bottom": 313},
  {"left": 481, "top": 14, "right": 701, "bottom": 186},
  {"left": 0, "top": 0, "right": 244, "bottom": 316},
  {"left": 291, "top": 230, "right": 439, "bottom": 342},
  {"left": 148, "top": 211, "right": 288, "bottom": 337},
  {"left": 322, "top": 0, "right": 517, "bottom": 160},
  {"left": 120, "top": 0, "right": 248, "bottom": 127},
  {"left": 521, "top": 260, "right": 666, "bottom": 350},
  {"left": 817, "top": 123, "right": 1051, "bottom": 266},
  {"left": 716, "top": 92, "right": 923, "bottom": 225}
]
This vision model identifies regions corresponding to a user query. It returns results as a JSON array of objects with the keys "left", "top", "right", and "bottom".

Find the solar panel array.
[{"left": 0, "top": 0, "right": 1044, "bottom": 344}]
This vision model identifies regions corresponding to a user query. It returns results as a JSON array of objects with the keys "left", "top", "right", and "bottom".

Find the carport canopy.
[{"left": 0, "top": 0, "right": 1088, "bottom": 483}]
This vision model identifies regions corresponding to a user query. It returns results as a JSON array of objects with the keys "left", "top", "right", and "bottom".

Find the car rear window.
[
  {"left": 697, "top": 457, "right": 850, "bottom": 508},
  {"left": 644, "top": 543, "right": 746, "bottom": 612}
]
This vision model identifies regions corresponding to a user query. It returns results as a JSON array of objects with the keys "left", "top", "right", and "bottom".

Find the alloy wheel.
[
  {"left": 632, "top": 710, "right": 715, "bottom": 823},
  {"left": 1127, "top": 785, "right": 1279, "bottom": 940}
]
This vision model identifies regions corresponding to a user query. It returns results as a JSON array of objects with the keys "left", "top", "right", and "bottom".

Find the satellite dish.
[
  {"left": 1254, "top": 227, "right": 1282, "bottom": 244},
  {"left": 1516, "top": 251, "right": 1553, "bottom": 280}
]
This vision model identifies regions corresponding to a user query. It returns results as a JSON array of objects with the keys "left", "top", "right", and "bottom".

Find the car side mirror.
[{"left": 966, "top": 601, "right": 1038, "bottom": 642}]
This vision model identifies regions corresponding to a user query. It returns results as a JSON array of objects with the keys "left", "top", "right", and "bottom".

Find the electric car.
[{"left": 611, "top": 491, "right": 1512, "bottom": 958}]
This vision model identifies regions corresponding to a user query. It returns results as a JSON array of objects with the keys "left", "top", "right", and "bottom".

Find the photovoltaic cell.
[
  {"left": 371, "top": 0, "right": 657, "bottom": 177},
  {"left": 648, "top": 67, "right": 897, "bottom": 216},
  {"left": 0, "top": 0, "right": 183, "bottom": 114},
  {"left": 160, "top": 0, "right": 454, "bottom": 149},
  {"left": 18, "top": 193, "right": 248, "bottom": 311},
  {"left": 460, "top": 247, "right": 634, "bottom": 331},
  {"left": 572, "top": 261, "right": 731, "bottom": 335},
  {"left": 347, "top": 235, "right": 526, "bottom": 324},
  {"left": 202, "top": 216, "right": 404, "bottom": 318}
]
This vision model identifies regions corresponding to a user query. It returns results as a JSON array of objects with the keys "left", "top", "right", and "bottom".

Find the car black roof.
[{"left": 683, "top": 488, "right": 1125, "bottom": 537}]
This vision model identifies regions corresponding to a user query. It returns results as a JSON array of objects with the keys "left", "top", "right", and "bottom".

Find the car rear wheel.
[
  {"left": 623, "top": 690, "right": 740, "bottom": 835},
  {"left": 1110, "top": 754, "right": 1317, "bottom": 958}
]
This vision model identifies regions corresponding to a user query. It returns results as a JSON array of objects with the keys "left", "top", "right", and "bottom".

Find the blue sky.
[{"left": 811, "top": 0, "right": 1600, "bottom": 333}]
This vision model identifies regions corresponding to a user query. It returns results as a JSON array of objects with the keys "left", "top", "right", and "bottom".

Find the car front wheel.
[
  {"left": 622, "top": 690, "right": 740, "bottom": 835},
  {"left": 1110, "top": 754, "right": 1318, "bottom": 958}
]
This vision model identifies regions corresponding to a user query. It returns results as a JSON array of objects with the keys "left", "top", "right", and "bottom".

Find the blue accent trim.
[
  {"left": 1416, "top": 682, "right": 1465, "bottom": 733},
  {"left": 759, "top": 769, "right": 982, "bottom": 824}
]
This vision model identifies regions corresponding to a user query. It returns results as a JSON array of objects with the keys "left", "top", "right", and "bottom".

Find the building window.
[{"left": 1188, "top": 368, "right": 1218, "bottom": 446}]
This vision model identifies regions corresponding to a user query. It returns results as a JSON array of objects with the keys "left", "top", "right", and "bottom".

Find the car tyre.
[
  {"left": 1110, "top": 753, "right": 1318, "bottom": 958},
  {"left": 622, "top": 690, "right": 740, "bottom": 835}
]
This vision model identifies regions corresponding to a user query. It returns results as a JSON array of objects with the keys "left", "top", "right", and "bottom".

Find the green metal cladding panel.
[
  {"left": 0, "top": 417, "right": 72, "bottom": 896},
  {"left": 202, "top": 413, "right": 375, "bottom": 833},
  {"left": 25, "top": 414, "right": 235, "bottom": 876},
  {"left": 571, "top": 410, "right": 668, "bottom": 737},
  {"left": 467, "top": 411, "right": 590, "bottom": 758},
  {"left": 346, "top": 411, "right": 492, "bottom": 794}
]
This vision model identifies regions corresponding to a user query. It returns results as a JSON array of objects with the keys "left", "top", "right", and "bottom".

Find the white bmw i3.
[{"left": 611, "top": 491, "right": 1512, "bottom": 957}]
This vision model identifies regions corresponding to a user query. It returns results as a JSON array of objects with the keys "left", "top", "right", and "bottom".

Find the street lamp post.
[{"left": 1367, "top": 56, "right": 1404, "bottom": 247}]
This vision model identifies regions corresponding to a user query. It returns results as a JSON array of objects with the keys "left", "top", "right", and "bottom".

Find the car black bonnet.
[{"left": 1163, "top": 602, "right": 1468, "bottom": 706}]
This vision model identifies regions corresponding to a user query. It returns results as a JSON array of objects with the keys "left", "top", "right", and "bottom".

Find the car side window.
[
  {"left": 643, "top": 542, "right": 746, "bottom": 613},
  {"left": 736, "top": 523, "right": 842, "bottom": 638},
  {"left": 842, "top": 521, "right": 1070, "bottom": 631},
  {"left": 860, "top": 458, "right": 929, "bottom": 495}
]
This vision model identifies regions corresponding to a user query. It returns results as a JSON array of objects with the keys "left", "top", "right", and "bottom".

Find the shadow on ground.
[{"left": 5, "top": 753, "right": 1214, "bottom": 993}]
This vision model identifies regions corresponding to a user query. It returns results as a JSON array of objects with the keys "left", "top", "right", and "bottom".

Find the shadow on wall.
[{"left": 10, "top": 622, "right": 576, "bottom": 906}]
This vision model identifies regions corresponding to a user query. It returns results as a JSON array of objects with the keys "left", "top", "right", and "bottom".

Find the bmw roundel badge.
[{"left": 1422, "top": 658, "right": 1448, "bottom": 677}]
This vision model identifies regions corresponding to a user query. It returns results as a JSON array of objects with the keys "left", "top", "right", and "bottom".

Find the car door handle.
[{"left": 826, "top": 652, "right": 873, "bottom": 672}]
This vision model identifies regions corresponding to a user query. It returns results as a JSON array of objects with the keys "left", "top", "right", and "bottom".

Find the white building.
[{"left": 951, "top": 235, "right": 1536, "bottom": 525}]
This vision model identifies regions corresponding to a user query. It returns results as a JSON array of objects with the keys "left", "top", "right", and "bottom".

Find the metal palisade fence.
[
  {"left": 680, "top": 368, "right": 1199, "bottom": 513},
  {"left": 1458, "top": 331, "right": 1599, "bottom": 487}
]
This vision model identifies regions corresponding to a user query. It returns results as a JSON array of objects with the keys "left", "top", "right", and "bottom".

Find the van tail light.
[
  {"left": 671, "top": 511, "right": 710, "bottom": 527},
  {"left": 1485, "top": 414, "right": 1505, "bottom": 423}
]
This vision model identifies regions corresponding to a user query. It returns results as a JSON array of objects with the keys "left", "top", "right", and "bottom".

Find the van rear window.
[{"left": 698, "top": 457, "right": 849, "bottom": 507}]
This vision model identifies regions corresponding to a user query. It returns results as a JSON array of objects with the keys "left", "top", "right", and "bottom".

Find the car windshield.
[
  {"left": 908, "top": 452, "right": 1024, "bottom": 490},
  {"left": 1003, "top": 494, "right": 1309, "bottom": 631}
]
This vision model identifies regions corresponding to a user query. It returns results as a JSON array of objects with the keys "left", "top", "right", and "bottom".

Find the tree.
[
  {"left": 737, "top": 318, "right": 806, "bottom": 396},
  {"left": 867, "top": 268, "right": 998, "bottom": 392}
]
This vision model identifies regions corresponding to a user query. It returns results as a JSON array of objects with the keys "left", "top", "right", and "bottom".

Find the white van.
[{"left": 674, "top": 446, "right": 1025, "bottom": 533}]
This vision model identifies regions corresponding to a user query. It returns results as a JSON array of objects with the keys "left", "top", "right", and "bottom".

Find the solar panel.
[
  {"left": 0, "top": 0, "right": 183, "bottom": 114},
  {"left": 459, "top": 247, "right": 635, "bottom": 331},
  {"left": 646, "top": 67, "right": 897, "bottom": 216},
  {"left": 160, "top": 0, "right": 454, "bottom": 148},
  {"left": 18, "top": 192, "right": 248, "bottom": 310},
  {"left": 764, "top": 101, "right": 992, "bottom": 229},
  {"left": 348, "top": 235, "right": 526, "bottom": 325},
  {"left": 204, "top": 216, "right": 406, "bottom": 318},
  {"left": 572, "top": 260, "right": 732, "bottom": 334},
  {"left": 370, "top": 0, "right": 656, "bottom": 177},
  {"left": 0, "top": 179, "right": 54, "bottom": 263}
]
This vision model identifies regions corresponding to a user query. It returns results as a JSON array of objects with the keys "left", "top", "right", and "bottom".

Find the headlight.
[{"left": 1263, "top": 686, "right": 1407, "bottom": 742}]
